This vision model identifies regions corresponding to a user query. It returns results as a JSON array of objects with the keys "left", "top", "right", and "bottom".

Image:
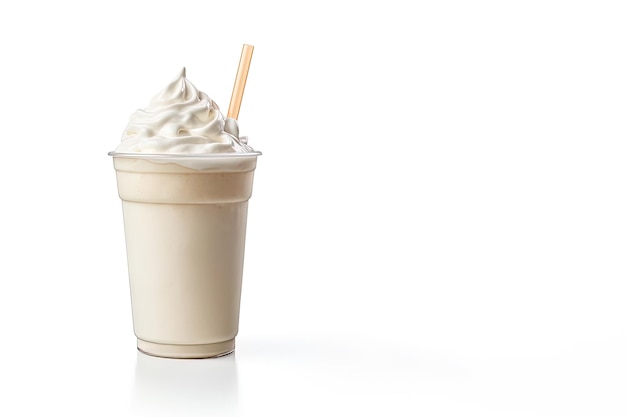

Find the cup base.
[{"left": 137, "top": 338, "right": 235, "bottom": 359}]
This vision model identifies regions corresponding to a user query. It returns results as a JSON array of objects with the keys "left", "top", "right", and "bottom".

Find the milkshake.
[{"left": 110, "top": 68, "right": 260, "bottom": 358}]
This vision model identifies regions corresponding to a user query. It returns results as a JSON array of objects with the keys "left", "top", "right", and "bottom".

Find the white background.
[{"left": 1, "top": 0, "right": 625, "bottom": 416}]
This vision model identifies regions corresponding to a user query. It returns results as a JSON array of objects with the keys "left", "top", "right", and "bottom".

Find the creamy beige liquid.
[{"left": 114, "top": 156, "right": 257, "bottom": 358}]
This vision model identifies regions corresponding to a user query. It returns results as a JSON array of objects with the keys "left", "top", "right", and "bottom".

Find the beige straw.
[{"left": 227, "top": 44, "right": 254, "bottom": 119}]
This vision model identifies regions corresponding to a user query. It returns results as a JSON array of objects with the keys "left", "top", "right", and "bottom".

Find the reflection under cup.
[{"left": 132, "top": 351, "right": 239, "bottom": 415}]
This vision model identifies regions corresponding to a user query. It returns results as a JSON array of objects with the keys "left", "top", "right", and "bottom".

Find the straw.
[{"left": 227, "top": 44, "right": 254, "bottom": 120}]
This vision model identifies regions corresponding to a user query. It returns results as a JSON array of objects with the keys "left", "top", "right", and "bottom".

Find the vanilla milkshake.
[{"left": 110, "top": 69, "right": 260, "bottom": 358}]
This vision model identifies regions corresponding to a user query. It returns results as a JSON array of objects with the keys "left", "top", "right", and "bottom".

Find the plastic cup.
[{"left": 109, "top": 152, "right": 260, "bottom": 358}]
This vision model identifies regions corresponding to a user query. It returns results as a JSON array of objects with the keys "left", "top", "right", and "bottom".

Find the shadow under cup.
[{"left": 109, "top": 152, "right": 260, "bottom": 359}]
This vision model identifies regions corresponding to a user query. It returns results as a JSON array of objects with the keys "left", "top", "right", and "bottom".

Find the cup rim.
[{"left": 108, "top": 151, "right": 262, "bottom": 160}]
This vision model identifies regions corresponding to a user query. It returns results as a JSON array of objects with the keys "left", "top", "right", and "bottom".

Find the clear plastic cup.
[{"left": 109, "top": 151, "right": 260, "bottom": 358}]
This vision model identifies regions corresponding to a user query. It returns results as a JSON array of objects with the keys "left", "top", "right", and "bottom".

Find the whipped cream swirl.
[{"left": 115, "top": 68, "right": 253, "bottom": 154}]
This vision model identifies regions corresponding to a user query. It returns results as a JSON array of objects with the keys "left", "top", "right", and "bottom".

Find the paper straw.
[{"left": 227, "top": 44, "right": 254, "bottom": 119}]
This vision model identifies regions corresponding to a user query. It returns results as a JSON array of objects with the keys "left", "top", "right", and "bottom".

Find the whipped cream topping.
[{"left": 115, "top": 68, "right": 254, "bottom": 154}]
